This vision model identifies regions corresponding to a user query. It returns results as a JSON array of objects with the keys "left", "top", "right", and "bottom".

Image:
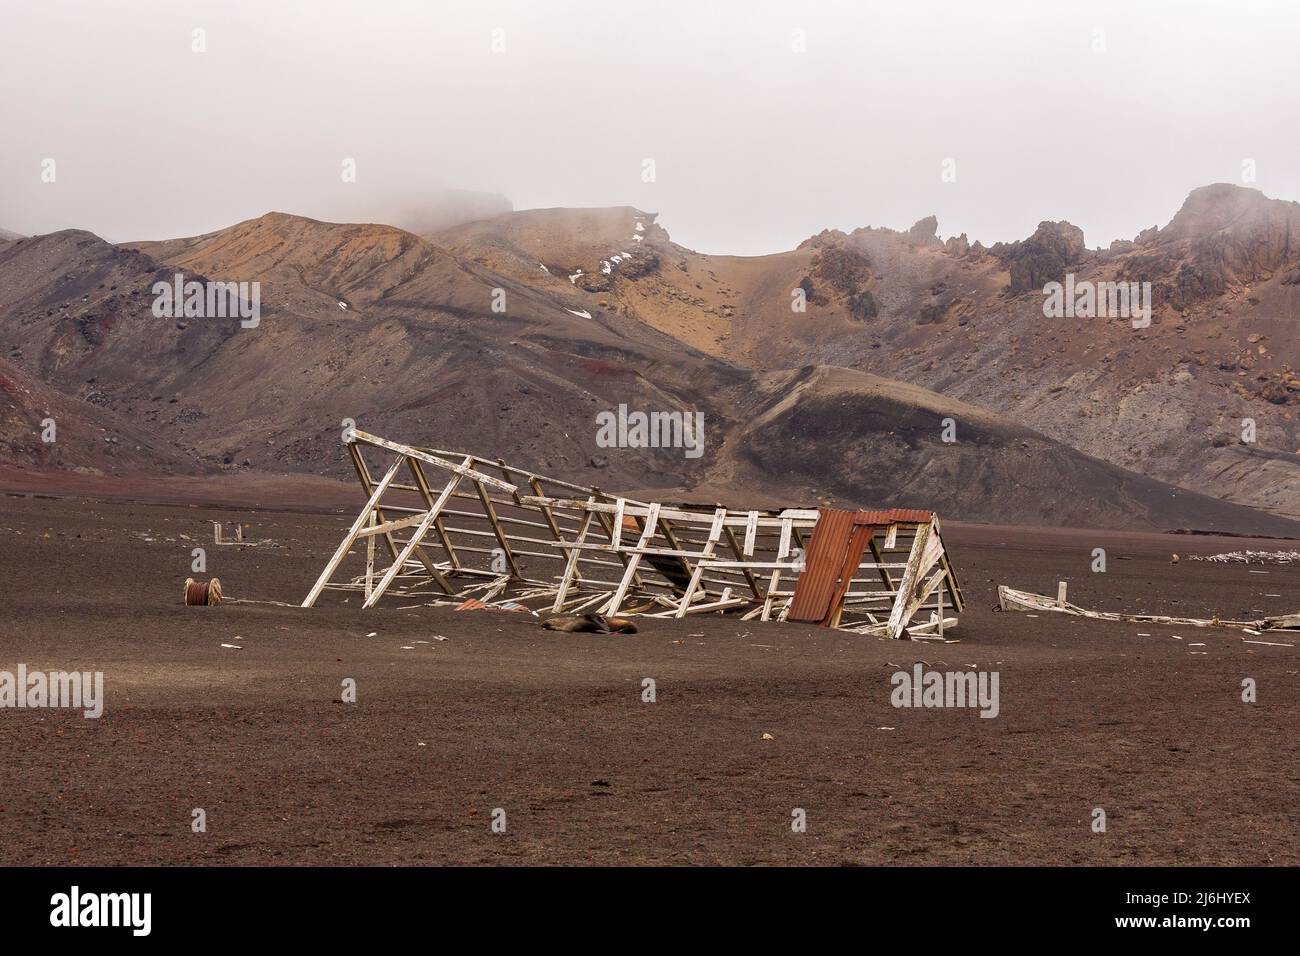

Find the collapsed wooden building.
[{"left": 302, "top": 428, "right": 965, "bottom": 638}]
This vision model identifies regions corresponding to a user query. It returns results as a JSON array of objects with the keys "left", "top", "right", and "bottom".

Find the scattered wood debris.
[
  {"left": 1188, "top": 550, "right": 1300, "bottom": 565},
  {"left": 998, "top": 585, "right": 1300, "bottom": 637}
]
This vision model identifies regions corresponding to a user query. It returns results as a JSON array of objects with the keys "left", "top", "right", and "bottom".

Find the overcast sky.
[{"left": 2, "top": 0, "right": 1296, "bottom": 254}]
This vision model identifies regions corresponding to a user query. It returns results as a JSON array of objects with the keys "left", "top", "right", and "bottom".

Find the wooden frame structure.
[{"left": 302, "top": 428, "right": 965, "bottom": 638}]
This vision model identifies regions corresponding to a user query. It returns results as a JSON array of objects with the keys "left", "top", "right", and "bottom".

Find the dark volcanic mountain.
[{"left": 1, "top": 206, "right": 1297, "bottom": 535}]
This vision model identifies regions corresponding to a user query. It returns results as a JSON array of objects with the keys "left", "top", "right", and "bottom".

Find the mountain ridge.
[{"left": 1, "top": 194, "right": 1296, "bottom": 535}]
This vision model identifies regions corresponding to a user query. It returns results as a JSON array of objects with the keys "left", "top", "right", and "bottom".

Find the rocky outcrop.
[
  {"left": 801, "top": 242, "right": 877, "bottom": 319},
  {"left": 1115, "top": 185, "right": 1300, "bottom": 310},
  {"left": 944, "top": 233, "right": 970, "bottom": 257},
  {"left": 797, "top": 228, "right": 849, "bottom": 251},
  {"left": 907, "top": 215, "right": 941, "bottom": 247},
  {"left": 994, "top": 220, "right": 1087, "bottom": 293}
]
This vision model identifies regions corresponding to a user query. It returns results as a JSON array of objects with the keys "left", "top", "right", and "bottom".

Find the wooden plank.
[
  {"left": 350, "top": 429, "right": 516, "bottom": 492},
  {"left": 407, "top": 457, "right": 462, "bottom": 571},
  {"left": 349, "top": 442, "right": 410, "bottom": 575},
  {"left": 364, "top": 509, "right": 376, "bottom": 600},
  {"left": 722, "top": 523, "right": 764, "bottom": 599},
  {"left": 356, "top": 512, "right": 430, "bottom": 538},
  {"left": 473, "top": 476, "right": 522, "bottom": 577},
  {"left": 742, "top": 510, "right": 758, "bottom": 557},
  {"left": 652, "top": 512, "right": 696, "bottom": 593},
  {"left": 551, "top": 503, "right": 595, "bottom": 612},
  {"left": 592, "top": 502, "right": 645, "bottom": 592},
  {"left": 391, "top": 459, "right": 457, "bottom": 593},
  {"left": 361, "top": 459, "right": 468, "bottom": 609},
  {"left": 517, "top": 496, "right": 818, "bottom": 530},
  {"left": 606, "top": 502, "right": 659, "bottom": 615},
  {"left": 610, "top": 499, "right": 626, "bottom": 549},
  {"left": 675, "top": 508, "right": 727, "bottom": 618},
  {"left": 867, "top": 531, "right": 895, "bottom": 591},
  {"left": 302, "top": 455, "right": 406, "bottom": 607},
  {"left": 884, "top": 520, "right": 931, "bottom": 638},
  {"left": 762, "top": 518, "right": 794, "bottom": 621},
  {"left": 528, "top": 476, "right": 570, "bottom": 552}
]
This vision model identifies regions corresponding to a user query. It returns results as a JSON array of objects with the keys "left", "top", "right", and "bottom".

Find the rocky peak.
[
  {"left": 1159, "top": 183, "right": 1282, "bottom": 242},
  {"left": 995, "top": 220, "right": 1087, "bottom": 293},
  {"left": 944, "top": 233, "right": 971, "bottom": 257},
  {"left": 907, "top": 215, "right": 940, "bottom": 246},
  {"left": 1119, "top": 184, "right": 1300, "bottom": 308}
]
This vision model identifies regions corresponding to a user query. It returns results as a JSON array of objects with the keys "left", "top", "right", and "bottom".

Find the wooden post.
[
  {"left": 365, "top": 509, "right": 376, "bottom": 601},
  {"left": 762, "top": 517, "right": 793, "bottom": 621},
  {"left": 936, "top": 578, "right": 944, "bottom": 638}
]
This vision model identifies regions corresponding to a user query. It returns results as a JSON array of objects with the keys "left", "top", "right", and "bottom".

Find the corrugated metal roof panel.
[
  {"left": 787, "top": 510, "right": 857, "bottom": 623},
  {"left": 789, "top": 510, "right": 881, "bottom": 625}
]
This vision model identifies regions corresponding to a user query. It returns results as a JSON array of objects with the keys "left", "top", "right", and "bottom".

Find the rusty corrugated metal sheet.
[
  {"left": 816, "top": 507, "right": 932, "bottom": 525},
  {"left": 825, "top": 518, "right": 879, "bottom": 627},
  {"left": 787, "top": 510, "right": 856, "bottom": 622},
  {"left": 789, "top": 509, "right": 879, "bottom": 625}
]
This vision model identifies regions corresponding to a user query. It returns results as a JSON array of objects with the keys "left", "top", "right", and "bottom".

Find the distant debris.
[
  {"left": 997, "top": 584, "right": 1299, "bottom": 636},
  {"left": 1189, "top": 550, "right": 1300, "bottom": 565},
  {"left": 212, "top": 520, "right": 268, "bottom": 547}
]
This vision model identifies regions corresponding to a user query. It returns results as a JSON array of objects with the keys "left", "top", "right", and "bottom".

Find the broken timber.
[{"left": 302, "top": 428, "right": 964, "bottom": 638}]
